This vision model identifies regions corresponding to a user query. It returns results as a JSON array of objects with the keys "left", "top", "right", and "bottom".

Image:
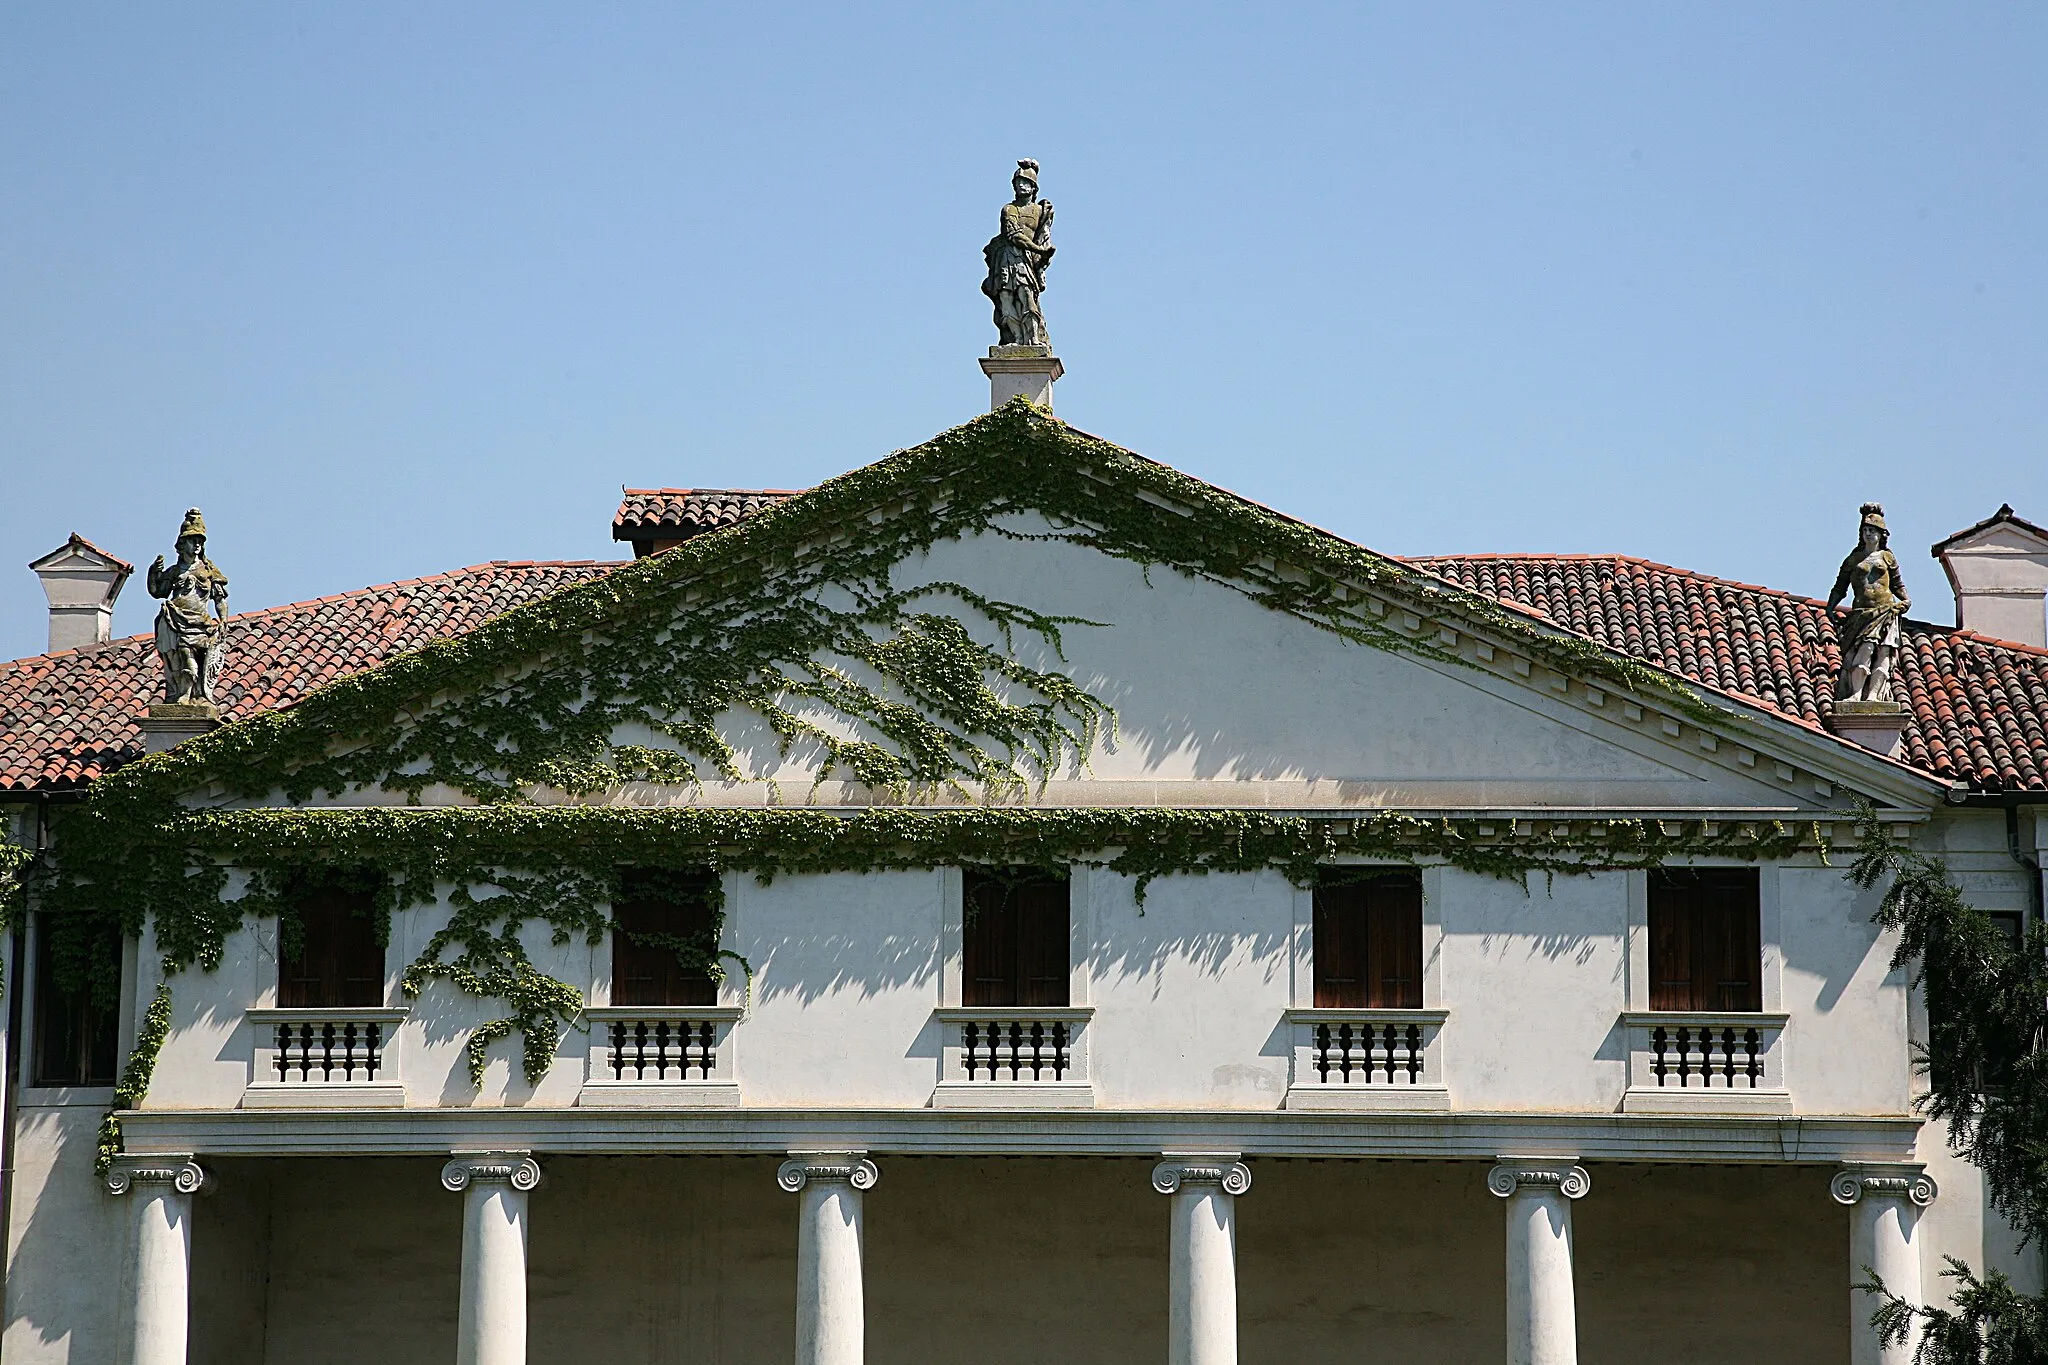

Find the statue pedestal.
[
  {"left": 1825, "top": 701, "right": 1909, "bottom": 759},
  {"left": 980, "top": 347, "right": 1063, "bottom": 413},
  {"left": 140, "top": 703, "right": 221, "bottom": 755}
]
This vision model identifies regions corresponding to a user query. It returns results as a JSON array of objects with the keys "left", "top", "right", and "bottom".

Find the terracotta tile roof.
[
  {"left": 1414, "top": 554, "right": 2048, "bottom": 793},
  {"left": 613, "top": 489, "right": 803, "bottom": 543},
  {"left": 0, "top": 561, "right": 618, "bottom": 792}
]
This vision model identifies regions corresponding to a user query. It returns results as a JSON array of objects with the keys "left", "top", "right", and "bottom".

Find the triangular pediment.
[{"left": 128, "top": 403, "right": 1938, "bottom": 817}]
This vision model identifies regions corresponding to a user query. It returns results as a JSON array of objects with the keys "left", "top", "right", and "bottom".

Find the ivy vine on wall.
[{"left": 30, "top": 401, "right": 1810, "bottom": 1160}]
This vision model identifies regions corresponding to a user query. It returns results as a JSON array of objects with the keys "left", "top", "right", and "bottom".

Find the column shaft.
[
  {"left": 780, "top": 1151, "right": 879, "bottom": 1365},
  {"left": 1834, "top": 1166, "right": 1937, "bottom": 1365},
  {"left": 443, "top": 1153, "right": 543, "bottom": 1365},
  {"left": 1153, "top": 1155, "right": 1251, "bottom": 1365},
  {"left": 1488, "top": 1160, "right": 1589, "bottom": 1365},
  {"left": 105, "top": 1156, "right": 207, "bottom": 1365}
]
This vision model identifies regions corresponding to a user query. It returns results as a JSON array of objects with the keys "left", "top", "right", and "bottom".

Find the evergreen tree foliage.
[{"left": 1850, "top": 806, "right": 2048, "bottom": 1363}]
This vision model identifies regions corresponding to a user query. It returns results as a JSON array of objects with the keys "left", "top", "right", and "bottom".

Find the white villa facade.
[{"left": 2, "top": 406, "right": 2046, "bottom": 1365}]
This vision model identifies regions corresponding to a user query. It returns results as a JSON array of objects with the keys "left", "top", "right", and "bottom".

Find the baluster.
[
  {"left": 366, "top": 1022, "right": 382, "bottom": 1081},
  {"left": 1314, "top": 1023, "right": 1332, "bottom": 1082},
  {"left": 1742, "top": 1028, "right": 1761, "bottom": 1086},
  {"left": 1405, "top": 1022, "right": 1423, "bottom": 1083},
  {"left": 1368, "top": 1023, "right": 1389, "bottom": 1084},
  {"left": 1052, "top": 1021, "right": 1069, "bottom": 1080}
]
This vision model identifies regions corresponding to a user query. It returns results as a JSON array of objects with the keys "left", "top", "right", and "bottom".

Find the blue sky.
[{"left": 2, "top": 4, "right": 2043, "bottom": 662}]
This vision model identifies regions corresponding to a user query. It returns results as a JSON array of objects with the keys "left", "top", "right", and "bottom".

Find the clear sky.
[{"left": 2, "top": 5, "right": 2043, "bottom": 663}]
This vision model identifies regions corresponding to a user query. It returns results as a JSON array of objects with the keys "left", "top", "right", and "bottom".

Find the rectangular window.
[
  {"left": 1648, "top": 869, "right": 1761, "bottom": 1011},
  {"left": 279, "top": 884, "right": 386, "bottom": 1009},
  {"left": 612, "top": 868, "right": 720, "bottom": 1008},
  {"left": 32, "top": 917, "right": 120, "bottom": 1087},
  {"left": 1312, "top": 870, "right": 1423, "bottom": 1008},
  {"left": 962, "top": 868, "right": 1070, "bottom": 1008}
]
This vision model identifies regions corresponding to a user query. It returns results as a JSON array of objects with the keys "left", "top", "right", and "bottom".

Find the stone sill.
[
  {"left": 241, "top": 1084, "right": 405, "bottom": 1110},
  {"left": 1621, "top": 1088, "right": 1793, "bottom": 1115},
  {"left": 1285, "top": 1085, "right": 1452, "bottom": 1112},
  {"left": 930, "top": 1082, "right": 1096, "bottom": 1110},
  {"left": 577, "top": 1081, "right": 742, "bottom": 1109}
]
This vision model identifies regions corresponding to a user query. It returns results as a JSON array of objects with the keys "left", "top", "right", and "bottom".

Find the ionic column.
[
  {"left": 1151, "top": 1153, "right": 1252, "bottom": 1365},
  {"left": 1487, "top": 1158, "right": 1590, "bottom": 1365},
  {"left": 105, "top": 1155, "right": 209, "bottom": 1365},
  {"left": 441, "top": 1151, "right": 544, "bottom": 1365},
  {"left": 1832, "top": 1164, "right": 1938, "bottom": 1365},
  {"left": 778, "top": 1150, "right": 879, "bottom": 1365}
]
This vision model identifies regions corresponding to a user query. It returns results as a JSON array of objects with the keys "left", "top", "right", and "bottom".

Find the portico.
[{"left": 102, "top": 1108, "right": 1925, "bottom": 1365}]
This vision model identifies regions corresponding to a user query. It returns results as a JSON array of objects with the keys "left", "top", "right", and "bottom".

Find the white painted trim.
[
  {"left": 1419, "top": 866, "right": 1446, "bottom": 1010},
  {"left": 1068, "top": 864, "right": 1095, "bottom": 1007},
  {"left": 1287, "top": 877, "right": 1314, "bottom": 1009},
  {"left": 937, "top": 866, "right": 964, "bottom": 1008},
  {"left": 1760, "top": 865, "right": 1785, "bottom": 1014},
  {"left": 1625, "top": 869, "right": 1649, "bottom": 1011},
  {"left": 718, "top": 867, "right": 747, "bottom": 1010}
]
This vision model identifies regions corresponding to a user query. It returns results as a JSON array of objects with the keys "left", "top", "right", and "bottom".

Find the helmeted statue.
[
  {"left": 981, "top": 159, "right": 1055, "bottom": 349},
  {"left": 147, "top": 507, "right": 230, "bottom": 706},
  {"left": 1827, "top": 502, "right": 1910, "bottom": 705}
]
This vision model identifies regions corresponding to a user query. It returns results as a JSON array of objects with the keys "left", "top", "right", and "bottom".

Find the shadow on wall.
[{"left": 5, "top": 1107, "right": 126, "bottom": 1362}]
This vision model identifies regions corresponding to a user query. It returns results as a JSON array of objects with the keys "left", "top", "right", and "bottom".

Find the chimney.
[
  {"left": 1932, "top": 505, "right": 2048, "bottom": 649},
  {"left": 28, "top": 534, "right": 133, "bottom": 652}
]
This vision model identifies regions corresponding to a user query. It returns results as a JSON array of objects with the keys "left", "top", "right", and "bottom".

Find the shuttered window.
[
  {"left": 962, "top": 869, "right": 1070, "bottom": 1007},
  {"left": 1312, "top": 871, "right": 1423, "bottom": 1009},
  {"left": 32, "top": 917, "right": 120, "bottom": 1087},
  {"left": 612, "top": 868, "right": 720, "bottom": 1008},
  {"left": 1648, "top": 869, "right": 1761, "bottom": 1012},
  {"left": 279, "top": 886, "right": 385, "bottom": 1008}
]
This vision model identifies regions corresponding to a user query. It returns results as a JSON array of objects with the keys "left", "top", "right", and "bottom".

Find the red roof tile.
[
  {"left": 613, "top": 489, "right": 803, "bottom": 543},
  {"left": 0, "top": 561, "right": 618, "bottom": 792},
  {"left": 1414, "top": 554, "right": 2048, "bottom": 793},
  {"left": 7, "top": 495, "right": 2047, "bottom": 795}
]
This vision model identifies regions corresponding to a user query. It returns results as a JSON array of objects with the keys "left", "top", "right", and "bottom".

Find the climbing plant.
[{"left": 36, "top": 401, "right": 1807, "bottom": 1158}]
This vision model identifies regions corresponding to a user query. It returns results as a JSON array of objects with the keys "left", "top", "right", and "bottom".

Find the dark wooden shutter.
[
  {"left": 612, "top": 869, "right": 719, "bottom": 1007},
  {"left": 963, "top": 869, "right": 1069, "bottom": 1007},
  {"left": 31, "top": 917, "right": 119, "bottom": 1086},
  {"left": 1314, "top": 872, "right": 1423, "bottom": 1009},
  {"left": 279, "top": 887, "right": 384, "bottom": 1008},
  {"left": 1648, "top": 870, "right": 1760, "bottom": 1011}
]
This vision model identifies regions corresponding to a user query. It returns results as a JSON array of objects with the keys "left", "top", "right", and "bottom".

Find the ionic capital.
[
  {"left": 104, "top": 1155, "right": 208, "bottom": 1198},
  {"left": 1487, "top": 1158, "right": 1590, "bottom": 1201},
  {"left": 1151, "top": 1153, "right": 1252, "bottom": 1197},
  {"left": 777, "top": 1150, "right": 879, "bottom": 1193},
  {"left": 440, "top": 1151, "right": 543, "bottom": 1194},
  {"left": 1831, "top": 1163, "right": 1936, "bottom": 1209}
]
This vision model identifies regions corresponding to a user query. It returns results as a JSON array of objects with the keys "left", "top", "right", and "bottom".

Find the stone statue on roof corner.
[
  {"left": 982, "top": 159, "right": 1055, "bottom": 351},
  {"left": 1827, "top": 501, "right": 1910, "bottom": 708},
  {"left": 147, "top": 507, "right": 230, "bottom": 708}
]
